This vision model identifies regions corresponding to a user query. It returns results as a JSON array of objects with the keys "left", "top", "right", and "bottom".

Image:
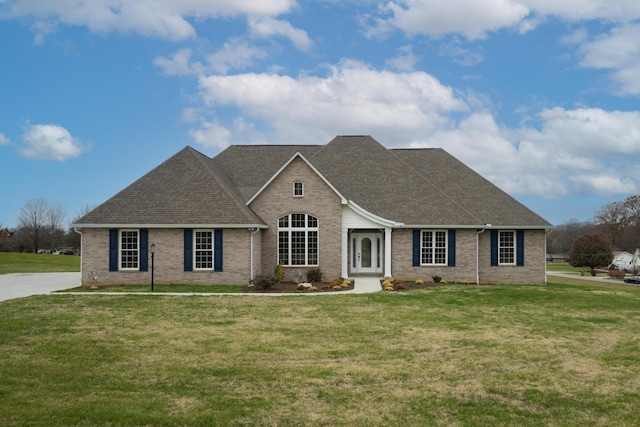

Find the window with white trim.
[
  {"left": 293, "top": 181, "right": 304, "bottom": 197},
  {"left": 421, "top": 230, "right": 447, "bottom": 265},
  {"left": 499, "top": 230, "right": 515, "bottom": 265},
  {"left": 278, "top": 213, "right": 318, "bottom": 266},
  {"left": 194, "top": 230, "right": 214, "bottom": 270},
  {"left": 119, "top": 230, "right": 139, "bottom": 270}
]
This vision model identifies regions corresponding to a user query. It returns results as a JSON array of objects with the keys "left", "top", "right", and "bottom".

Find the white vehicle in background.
[{"left": 609, "top": 249, "right": 640, "bottom": 274}]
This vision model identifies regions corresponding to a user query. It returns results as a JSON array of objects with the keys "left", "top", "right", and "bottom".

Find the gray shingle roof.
[
  {"left": 211, "top": 145, "right": 322, "bottom": 201},
  {"left": 75, "top": 146, "right": 264, "bottom": 226},
  {"left": 76, "top": 136, "right": 551, "bottom": 229},
  {"left": 307, "top": 136, "right": 482, "bottom": 225},
  {"left": 392, "top": 147, "right": 552, "bottom": 227}
]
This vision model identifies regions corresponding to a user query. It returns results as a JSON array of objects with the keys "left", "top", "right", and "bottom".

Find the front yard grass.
[
  {"left": 60, "top": 284, "right": 245, "bottom": 293},
  {"left": 0, "top": 252, "right": 80, "bottom": 274},
  {"left": 1, "top": 281, "right": 640, "bottom": 426}
]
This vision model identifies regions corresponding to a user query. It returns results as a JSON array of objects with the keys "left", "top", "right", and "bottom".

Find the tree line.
[
  {"left": 0, "top": 198, "right": 91, "bottom": 254},
  {"left": 548, "top": 194, "right": 640, "bottom": 256}
]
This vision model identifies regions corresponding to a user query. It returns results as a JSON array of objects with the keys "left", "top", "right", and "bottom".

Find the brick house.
[{"left": 74, "top": 135, "right": 552, "bottom": 286}]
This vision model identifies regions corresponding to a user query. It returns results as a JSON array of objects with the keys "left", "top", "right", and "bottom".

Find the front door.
[{"left": 352, "top": 232, "right": 382, "bottom": 274}]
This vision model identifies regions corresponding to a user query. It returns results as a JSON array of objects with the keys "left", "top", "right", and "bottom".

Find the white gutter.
[
  {"left": 476, "top": 228, "right": 485, "bottom": 285},
  {"left": 249, "top": 228, "right": 260, "bottom": 281},
  {"left": 73, "top": 223, "right": 269, "bottom": 229},
  {"left": 74, "top": 227, "right": 83, "bottom": 281}
]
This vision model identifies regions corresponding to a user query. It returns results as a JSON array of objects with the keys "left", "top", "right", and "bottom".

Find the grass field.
[
  {"left": 1, "top": 280, "right": 640, "bottom": 426},
  {"left": 0, "top": 252, "right": 80, "bottom": 274}
]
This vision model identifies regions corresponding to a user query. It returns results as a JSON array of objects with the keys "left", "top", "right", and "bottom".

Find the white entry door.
[{"left": 353, "top": 233, "right": 382, "bottom": 274}]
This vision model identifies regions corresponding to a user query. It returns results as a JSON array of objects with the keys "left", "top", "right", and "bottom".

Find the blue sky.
[{"left": 1, "top": 0, "right": 639, "bottom": 228}]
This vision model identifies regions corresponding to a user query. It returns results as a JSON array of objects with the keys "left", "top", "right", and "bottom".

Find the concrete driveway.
[{"left": 0, "top": 272, "right": 81, "bottom": 302}]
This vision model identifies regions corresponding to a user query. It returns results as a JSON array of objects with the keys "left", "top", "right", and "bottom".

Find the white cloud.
[
  {"left": 19, "top": 124, "right": 87, "bottom": 161},
  {"left": 186, "top": 57, "right": 640, "bottom": 198},
  {"left": 0, "top": 133, "right": 10, "bottom": 145},
  {"left": 248, "top": 16, "right": 312, "bottom": 51},
  {"left": 154, "top": 48, "right": 199, "bottom": 76},
  {"left": 569, "top": 174, "right": 637, "bottom": 196},
  {"left": 438, "top": 38, "right": 484, "bottom": 66},
  {"left": 189, "top": 117, "right": 264, "bottom": 149},
  {"left": 154, "top": 39, "right": 269, "bottom": 76},
  {"left": 189, "top": 119, "right": 232, "bottom": 149},
  {"left": 206, "top": 38, "right": 269, "bottom": 74},
  {"left": 195, "top": 60, "right": 468, "bottom": 144},
  {"left": 378, "top": 0, "right": 530, "bottom": 40},
  {"left": 530, "top": 107, "right": 640, "bottom": 155},
  {"left": 373, "top": 0, "right": 640, "bottom": 40},
  {"left": 3, "top": 0, "right": 297, "bottom": 42},
  {"left": 386, "top": 45, "right": 419, "bottom": 71},
  {"left": 519, "top": 0, "right": 640, "bottom": 23},
  {"left": 405, "top": 106, "right": 640, "bottom": 198},
  {"left": 577, "top": 23, "right": 640, "bottom": 95}
]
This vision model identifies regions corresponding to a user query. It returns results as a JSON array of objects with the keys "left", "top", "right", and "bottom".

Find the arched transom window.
[{"left": 278, "top": 213, "right": 318, "bottom": 266}]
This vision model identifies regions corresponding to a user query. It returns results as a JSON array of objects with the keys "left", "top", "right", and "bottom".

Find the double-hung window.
[
  {"left": 293, "top": 181, "right": 304, "bottom": 197},
  {"left": 421, "top": 230, "right": 447, "bottom": 265},
  {"left": 120, "top": 230, "right": 139, "bottom": 270},
  {"left": 194, "top": 230, "right": 213, "bottom": 270},
  {"left": 278, "top": 213, "right": 318, "bottom": 266},
  {"left": 499, "top": 230, "right": 515, "bottom": 265}
]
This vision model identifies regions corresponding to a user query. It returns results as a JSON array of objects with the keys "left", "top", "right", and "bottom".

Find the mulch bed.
[
  {"left": 243, "top": 281, "right": 355, "bottom": 293},
  {"left": 242, "top": 280, "right": 451, "bottom": 293}
]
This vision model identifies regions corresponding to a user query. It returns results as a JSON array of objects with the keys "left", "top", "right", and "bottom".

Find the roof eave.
[
  {"left": 73, "top": 223, "right": 269, "bottom": 229},
  {"left": 398, "top": 224, "right": 553, "bottom": 230}
]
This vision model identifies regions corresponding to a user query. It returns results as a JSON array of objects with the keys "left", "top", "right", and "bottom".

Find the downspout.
[
  {"left": 74, "top": 227, "right": 83, "bottom": 284},
  {"left": 249, "top": 228, "right": 260, "bottom": 281},
  {"left": 545, "top": 228, "right": 549, "bottom": 285},
  {"left": 476, "top": 228, "right": 485, "bottom": 285}
]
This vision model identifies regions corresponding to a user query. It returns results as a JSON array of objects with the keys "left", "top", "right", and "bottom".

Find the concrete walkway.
[
  {"left": 547, "top": 272, "right": 636, "bottom": 285},
  {"left": 53, "top": 276, "right": 383, "bottom": 297},
  {"left": 0, "top": 272, "right": 81, "bottom": 302},
  {"left": 1, "top": 273, "right": 381, "bottom": 300}
]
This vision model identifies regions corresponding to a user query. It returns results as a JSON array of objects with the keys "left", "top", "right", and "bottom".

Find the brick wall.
[
  {"left": 392, "top": 228, "right": 478, "bottom": 283},
  {"left": 80, "top": 228, "right": 255, "bottom": 286},
  {"left": 250, "top": 156, "right": 343, "bottom": 282},
  {"left": 478, "top": 229, "right": 547, "bottom": 284},
  {"left": 391, "top": 228, "right": 547, "bottom": 284}
]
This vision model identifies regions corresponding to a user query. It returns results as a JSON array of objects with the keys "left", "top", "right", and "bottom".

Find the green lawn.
[
  {"left": 547, "top": 262, "right": 612, "bottom": 277},
  {"left": 61, "top": 284, "right": 245, "bottom": 293},
  {"left": 0, "top": 252, "right": 80, "bottom": 274},
  {"left": 1, "top": 281, "right": 639, "bottom": 426}
]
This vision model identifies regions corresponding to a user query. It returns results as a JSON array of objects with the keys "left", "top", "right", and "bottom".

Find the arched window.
[{"left": 278, "top": 213, "right": 318, "bottom": 266}]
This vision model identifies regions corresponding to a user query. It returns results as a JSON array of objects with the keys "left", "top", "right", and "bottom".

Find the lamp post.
[{"left": 150, "top": 243, "right": 156, "bottom": 291}]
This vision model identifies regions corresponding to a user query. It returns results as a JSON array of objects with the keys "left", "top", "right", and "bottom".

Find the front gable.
[
  {"left": 248, "top": 155, "right": 344, "bottom": 279},
  {"left": 247, "top": 152, "right": 346, "bottom": 206}
]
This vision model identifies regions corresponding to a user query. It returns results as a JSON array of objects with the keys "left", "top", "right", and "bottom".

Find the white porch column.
[
  {"left": 341, "top": 226, "right": 349, "bottom": 278},
  {"left": 384, "top": 227, "right": 392, "bottom": 277}
]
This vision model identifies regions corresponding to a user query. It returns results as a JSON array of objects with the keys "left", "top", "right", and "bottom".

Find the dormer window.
[{"left": 293, "top": 181, "right": 304, "bottom": 197}]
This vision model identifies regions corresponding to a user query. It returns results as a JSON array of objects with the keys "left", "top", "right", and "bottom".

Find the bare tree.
[
  {"left": 18, "top": 199, "right": 49, "bottom": 253},
  {"left": 595, "top": 195, "right": 640, "bottom": 251},
  {"left": 66, "top": 204, "right": 93, "bottom": 250},
  {"left": 18, "top": 198, "right": 67, "bottom": 253},
  {"left": 47, "top": 202, "right": 66, "bottom": 251}
]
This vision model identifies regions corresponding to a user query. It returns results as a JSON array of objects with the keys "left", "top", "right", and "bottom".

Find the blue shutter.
[
  {"left": 214, "top": 230, "right": 223, "bottom": 272},
  {"left": 490, "top": 230, "right": 498, "bottom": 266},
  {"left": 140, "top": 229, "right": 148, "bottom": 272},
  {"left": 448, "top": 230, "right": 456, "bottom": 267},
  {"left": 412, "top": 230, "right": 420, "bottom": 267},
  {"left": 184, "top": 229, "right": 193, "bottom": 272},
  {"left": 109, "top": 229, "right": 118, "bottom": 271},
  {"left": 516, "top": 230, "right": 525, "bottom": 266}
]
